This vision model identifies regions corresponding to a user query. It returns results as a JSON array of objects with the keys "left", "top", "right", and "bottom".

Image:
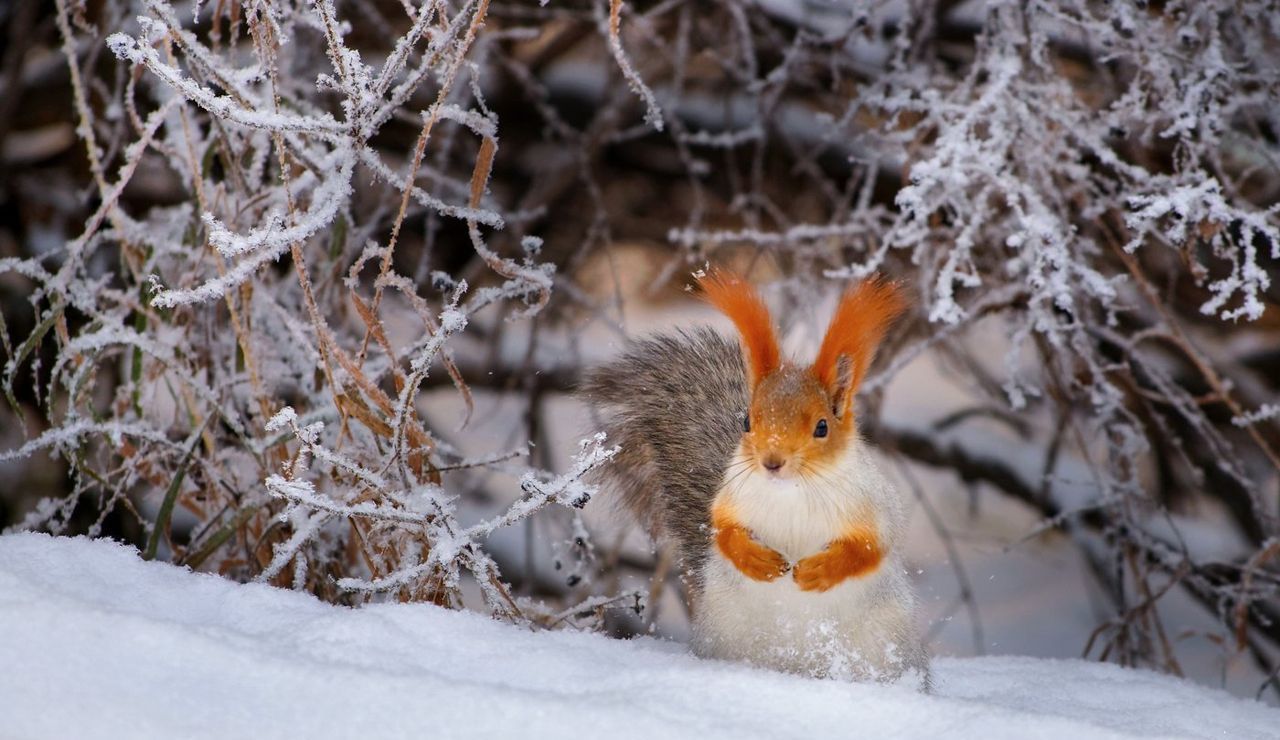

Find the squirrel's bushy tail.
[{"left": 578, "top": 328, "right": 746, "bottom": 584}]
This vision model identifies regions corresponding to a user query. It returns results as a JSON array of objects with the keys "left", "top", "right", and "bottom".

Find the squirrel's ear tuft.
[
  {"left": 811, "top": 275, "right": 907, "bottom": 418},
  {"left": 698, "top": 270, "right": 781, "bottom": 388}
]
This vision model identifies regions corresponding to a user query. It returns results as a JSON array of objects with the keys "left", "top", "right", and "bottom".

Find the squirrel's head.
[{"left": 699, "top": 270, "right": 906, "bottom": 479}]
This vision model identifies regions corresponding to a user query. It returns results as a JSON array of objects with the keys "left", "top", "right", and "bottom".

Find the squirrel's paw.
[
  {"left": 737, "top": 542, "right": 790, "bottom": 582},
  {"left": 793, "top": 534, "right": 882, "bottom": 592},
  {"left": 792, "top": 551, "right": 845, "bottom": 592},
  {"left": 716, "top": 524, "right": 789, "bottom": 582}
]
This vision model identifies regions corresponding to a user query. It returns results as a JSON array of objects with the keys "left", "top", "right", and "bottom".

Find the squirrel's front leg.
[
  {"left": 793, "top": 528, "right": 883, "bottom": 592},
  {"left": 711, "top": 501, "right": 789, "bottom": 582}
]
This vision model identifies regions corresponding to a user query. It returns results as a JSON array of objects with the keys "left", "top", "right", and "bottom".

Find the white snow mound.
[{"left": 0, "top": 533, "right": 1275, "bottom": 739}]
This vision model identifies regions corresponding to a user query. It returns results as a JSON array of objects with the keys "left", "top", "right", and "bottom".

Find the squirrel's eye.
[
  {"left": 814, "top": 419, "right": 829, "bottom": 438},
  {"left": 742, "top": 413, "right": 751, "bottom": 433}
]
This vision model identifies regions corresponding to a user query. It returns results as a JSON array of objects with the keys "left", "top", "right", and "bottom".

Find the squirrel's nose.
[{"left": 762, "top": 456, "right": 785, "bottom": 472}]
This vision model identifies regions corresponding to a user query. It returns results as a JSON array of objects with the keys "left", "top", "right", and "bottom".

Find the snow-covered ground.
[{"left": 1, "top": 534, "right": 1277, "bottom": 739}]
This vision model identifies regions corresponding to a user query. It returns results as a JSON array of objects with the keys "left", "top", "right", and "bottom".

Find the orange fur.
[
  {"left": 712, "top": 500, "right": 789, "bottom": 582},
  {"left": 702, "top": 271, "right": 906, "bottom": 475},
  {"left": 792, "top": 526, "right": 883, "bottom": 592},
  {"left": 742, "top": 368, "right": 850, "bottom": 472},
  {"left": 810, "top": 276, "right": 907, "bottom": 416},
  {"left": 698, "top": 271, "right": 780, "bottom": 387}
]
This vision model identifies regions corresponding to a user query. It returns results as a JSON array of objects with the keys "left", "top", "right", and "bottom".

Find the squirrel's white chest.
[
  {"left": 692, "top": 445, "right": 925, "bottom": 684},
  {"left": 716, "top": 444, "right": 882, "bottom": 558},
  {"left": 721, "top": 470, "right": 849, "bottom": 560}
]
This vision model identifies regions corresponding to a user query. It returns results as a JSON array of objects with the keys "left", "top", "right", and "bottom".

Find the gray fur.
[{"left": 578, "top": 328, "right": 746, "bottom": 587}]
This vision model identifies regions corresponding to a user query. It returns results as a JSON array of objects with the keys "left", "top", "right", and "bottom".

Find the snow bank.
[{"left": 0, "top": 534, "right": 1275, "bottom": 740}]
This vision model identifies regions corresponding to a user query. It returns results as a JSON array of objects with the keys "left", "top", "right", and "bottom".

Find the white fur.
[{"left": 692, "top": 440, "right": 930, "bottom": 688}]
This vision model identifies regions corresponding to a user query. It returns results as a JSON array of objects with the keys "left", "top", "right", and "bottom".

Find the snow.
[{"left": 1, "top": 534, "right": 1277, "bottom": 740}]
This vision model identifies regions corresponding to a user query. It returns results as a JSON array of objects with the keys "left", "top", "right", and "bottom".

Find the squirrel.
[{"left": 581, "top": 270, "right": 930, "bottom": 689}]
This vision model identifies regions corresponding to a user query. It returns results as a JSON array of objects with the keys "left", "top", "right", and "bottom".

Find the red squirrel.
[{"left": 582, "top": 271, "right": 929, "bottom": 688}]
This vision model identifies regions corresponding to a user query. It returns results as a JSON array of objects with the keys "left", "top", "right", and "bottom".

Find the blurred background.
[{"left": 1, "top": 0, "right": 1278, "bottom": 702}]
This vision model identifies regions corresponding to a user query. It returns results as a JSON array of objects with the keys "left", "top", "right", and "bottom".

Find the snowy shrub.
[
  {"left": 1, "top": 0, "right": 624, "bottom": 623},
  {"left": 0, "top": 0, "right": 1277, "bottom": 692}
]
